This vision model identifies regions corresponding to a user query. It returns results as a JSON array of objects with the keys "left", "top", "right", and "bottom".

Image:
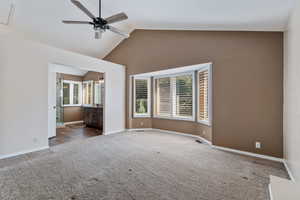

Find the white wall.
[
  {"left": 284, "top": 1, "right": 300, "bottom": 182},
  {"left": 0, "top": 29, "right": 125, "bottom": 158}
]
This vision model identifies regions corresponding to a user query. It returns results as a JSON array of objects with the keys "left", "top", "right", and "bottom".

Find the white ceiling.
[
  {"left": 2, "top": 0, "right": 295, "bottom": 58},
  {"left": 0, "top": 1, "right": 13, "bottom": 25},
  {"left": 52, "top": 64, "right": 88, "bottom": 76}
]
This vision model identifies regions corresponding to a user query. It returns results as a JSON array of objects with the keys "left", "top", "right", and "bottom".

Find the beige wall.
[
  {"left": 105, "top": 30, "right": 283, "bottom": 158},
  {"left": 60, "top": 73, "right": 83, "bottom": 123},
  {"left": 0, "top": 31, "right": 125, "bottom": 158},
  {"left": 284, "top": 1, "right": 300, "bottom": 181}
]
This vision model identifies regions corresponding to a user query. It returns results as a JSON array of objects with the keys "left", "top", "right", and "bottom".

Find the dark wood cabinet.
[{"left": 83, "top": 107, "right": 103, "bottom": 130}]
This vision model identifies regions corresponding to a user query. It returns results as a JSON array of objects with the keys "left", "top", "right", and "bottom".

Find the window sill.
[
  {"left": 63, "top": 104, "right": 82, "bottom": 107},
  {"left": 153, "top": 116, "right": 195, "bottom": 122},
  {"left": 133, "top": 114, "right": 151, "bottom": 118},
  {"left": 197, "top": 120, "right": 211, "bottom": 127}
]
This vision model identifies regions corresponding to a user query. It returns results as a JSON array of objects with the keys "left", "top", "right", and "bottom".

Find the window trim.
[
  {"left": 133, "top": 77, "right": 151, "bottom": 118},
  {"left": 153, "top": 72, "right": 195, "bottom": 121},
  {"left": 197, "top": 64, "right": 212, "bottom": 126},
  {"left": 62, "top": 80, "right": 82, "bottom": 107}
]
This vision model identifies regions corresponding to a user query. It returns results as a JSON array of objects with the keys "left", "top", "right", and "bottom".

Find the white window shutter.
[{"left": 198, "top": 69, "right": 209, "bottom": 122}]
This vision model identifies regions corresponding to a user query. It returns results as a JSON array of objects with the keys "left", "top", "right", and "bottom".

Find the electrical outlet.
[
  {"left": 203, "top": 130, "right": 206, "bottom": 135},
  {"left": 140, "top": 122, "right": 144, "bottom": 126},
  {"left": 255, "top": 142, "right": 261, "bottom": 149}
]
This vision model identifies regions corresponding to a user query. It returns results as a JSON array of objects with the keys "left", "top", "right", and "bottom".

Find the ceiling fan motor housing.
[{"left": 93, "top": 17, "right": 108, "bottom": 29}]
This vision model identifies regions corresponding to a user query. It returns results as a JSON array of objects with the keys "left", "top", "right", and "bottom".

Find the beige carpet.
[{"left": 0, "top": 130, "right": 289, "bottom": 200}]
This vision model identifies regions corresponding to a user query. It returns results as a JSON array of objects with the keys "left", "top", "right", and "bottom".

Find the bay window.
[{"left": 132, "top": 63, "right": 212, "bottom": 126}]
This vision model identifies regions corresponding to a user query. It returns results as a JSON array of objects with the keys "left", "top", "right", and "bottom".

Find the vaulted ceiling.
[{"left": 0, "top": 0, "right": 295, "bottom": 58}]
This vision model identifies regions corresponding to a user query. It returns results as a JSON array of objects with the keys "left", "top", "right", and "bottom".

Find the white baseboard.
[
  {"left": 212, "top": 145, "right": 284, "bottom": 163},
  {"left": 127, "top": 128, "right": 284, "bottom": 163},
  {"left": 152, "top": 128, "right": 212, "bottom": 145},
  {"left": 269, "top": 184, "right": 274, "bottom": 200},
  {"left": 283, "top": 160, "right": 296, "bottom": 182},
  {"left": 64, "top": 121, "right": 84, "bottom": 125},
  {"left": 127, "top": 128, "right": 212, "bottom": 145},
  {"left": 104, "top": 129, "right": 125, "bottom": 136},
  {"left": 0, "top": 146, "right": 49, "bottom": 160},
  {"left": 127, "top": 128, "right": 153, "bottom": 132}
]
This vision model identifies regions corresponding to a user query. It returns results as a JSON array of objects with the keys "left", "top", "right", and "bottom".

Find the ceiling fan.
[{"left": 63, "top": 0, "right": 129, "bottom": 39}]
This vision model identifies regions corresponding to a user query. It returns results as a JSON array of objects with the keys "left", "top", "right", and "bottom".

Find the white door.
[{"left": 48, "top": 69, "right": 57, "bottom": 138}]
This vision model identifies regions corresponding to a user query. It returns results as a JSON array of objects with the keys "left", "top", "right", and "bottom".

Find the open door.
[{"left": 48, "top": 67, "right": 57, "bottom": 138}]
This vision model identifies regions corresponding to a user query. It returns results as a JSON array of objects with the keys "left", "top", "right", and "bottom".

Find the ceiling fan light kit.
[{"left": 63, "top": 0, "right": 129, "bottom": 39}]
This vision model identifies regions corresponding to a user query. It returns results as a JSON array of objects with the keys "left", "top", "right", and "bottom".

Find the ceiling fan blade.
[
  {"left": 108, "top": 26, "right": 130, "bottom": 38},
  {"left": 71, "top": 0, "right": 96, "bottom": 19},
  {"left": 62, "top": 20, "right": 93, "bottom": 24},
  {"left": 105, "top": 12, "right": 128, "bottom": 24}
]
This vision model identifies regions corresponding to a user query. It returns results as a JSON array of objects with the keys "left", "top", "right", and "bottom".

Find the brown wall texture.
[
  {"left": 104, "top": 30, "right": 283, "bottom": 158},
  {"left": 83, "top": 71, "right": 104, "bottom": 81}
]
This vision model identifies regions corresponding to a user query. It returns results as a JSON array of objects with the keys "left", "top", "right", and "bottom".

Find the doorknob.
[{"left": 53, "top": 106, "right": 56, "bottom": 109}]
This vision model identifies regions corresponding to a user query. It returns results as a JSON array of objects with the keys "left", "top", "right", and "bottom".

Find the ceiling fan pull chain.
[{"left": 99, "top": 0, "right": 101, "bottom": 18}]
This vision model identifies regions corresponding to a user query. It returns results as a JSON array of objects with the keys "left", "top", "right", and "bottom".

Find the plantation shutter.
[
  {"left": 156, "top": 77, "right": 171, "bottom": 117},
  {"left": 175, "top": 75, "right": 193, "bottom": 118},
  {"left": 135, "top": 79, "right": 148, "bottom": 114},
  {"left": 198, "top": 69, "right": 209, "bottom": 121}
]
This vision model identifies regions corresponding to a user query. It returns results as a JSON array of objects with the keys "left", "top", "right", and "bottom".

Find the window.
[
  {"left": 73, "top": 83, "right": 80, "bottom": 104},
  {"left": 63, "top": 82, "right": 70, "bottom": 105},
  {"left": 94, "top": 80, "right": 104, "bottom": 105},
  {"left": 83, "top": 81, "right": 93, "bottom": 105},
  {"left": 133, "top": 78, "right": 151, "bottom": 117},
  {"left": 154, "top": 73, "right": 194, "bottom": 120},
  {"left": 198, "top": 66, "right": 212, "bottom": 125},
  {"left": 175, "top": 75, "right": 193, "bottom": 118},
  {"left": 62, "top": 80, "right": 82, "bottom": 106},
  {"left": 155, "top": 77, "right": 171, "bottom": 117}
]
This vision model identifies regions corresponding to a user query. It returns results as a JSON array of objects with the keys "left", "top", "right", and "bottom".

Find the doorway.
[{"left": 48, "top": 64, "right": 105, "bottom": 146}]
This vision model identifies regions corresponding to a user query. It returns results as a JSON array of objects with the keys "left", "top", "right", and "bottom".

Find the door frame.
[{"left": 47, "top": 63, "right": 106, "bottom": 140}]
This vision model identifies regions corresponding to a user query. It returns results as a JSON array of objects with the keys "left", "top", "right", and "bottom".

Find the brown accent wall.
[
  {"left": 83, "top": 71, "right": 104, "bottom": 81},
  {"left": 152, "top": 119, "right": 212, "bottom": 141},
  {"left": 62, "top": 73, "right": 83, "bottom": 82},
  {"left": 104, "top": 30, "right": 283, "bottom": 158},
  {"left": 60, "top": 73, "right": 84, "bottom": 123},
  {"left": 63, "top": 107, "right": 83, "bottom": 122}
]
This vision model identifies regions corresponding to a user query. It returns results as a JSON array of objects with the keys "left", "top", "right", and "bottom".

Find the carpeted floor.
[{"left": 0, "top": 130, "right": 289, "bottom": 200}]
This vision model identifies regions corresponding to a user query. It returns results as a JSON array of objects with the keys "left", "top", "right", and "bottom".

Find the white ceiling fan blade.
[
  {"left": 71, "top": 0, "right": 96, "bottom": 19},
  {"left": 108, "top": 26, "right": 130, "bottom": 38},
  {"left": 105, "top": 12, "right": 128, "bottom": 24}
]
